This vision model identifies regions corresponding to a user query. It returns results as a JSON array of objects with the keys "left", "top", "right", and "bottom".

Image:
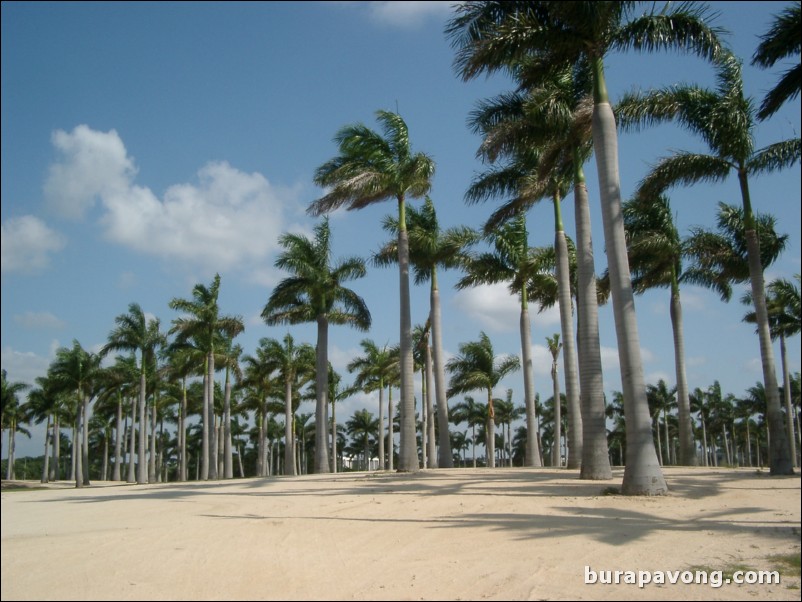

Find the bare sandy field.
[{"left": 1, "top": 467, "right": 799, "bottom": 601}]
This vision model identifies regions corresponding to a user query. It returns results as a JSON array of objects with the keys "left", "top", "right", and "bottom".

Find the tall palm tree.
[
  {"left": 751, "top": 1, "right": 801, "bottom": 121},
  {"left": 446, "top": 332, "right": 520, "bottom": 468},
  {"left": 375, "top": 197, "right": 478, "bottom": 468},
  {"left": 101, "top": 302, "right": 165, "bottom": 484},
  {"left": 94, "top": 354, "right": 139, "bottom": 481},
  {"left": 450, "top": 395, "right": 485, "bottom": 468},
  {"left": 469, "top": 63, "right": 612, "bottom": 480},
  {"left": 743, "top": 274, "right": 801, "bottom": 468},
  {"left": 447, "top": 0, "right": 723, "bottom": 495},
  {"left": 258, "top": 334, "right": 315, "bottom": 476},
  {"left": 348, "top": 339, "right": 399, "bottom": 471},
  {"left": 646, "top": 379, "right": 677, "bottom": 466},
  {"left": 263, "top": 218, "right": 371, "bottom": 474},
  {"left": 50, "top": 340, "right": 101, "bottom": 487},
  {"left": 456, "top": 213, "right": 542, "bottom": 467},
  {"left": 620, "top": 194, "right": 696, "bottom": 465},
  {"left": 546, "top": 334, "right": 563, "bottom": 467},
  {"left": 346, "top": 409, "right": 380, "bottom": 471},
  {"left": 169, "top": 274, "right": 244, "bottom": 480},
  {"left": 1, "top": 369, "right": 29, "bottom": 477},
  {"left": 310, "top": 110, "right": 435, "bottom": 472},
  {"left": 618, "top": 52, "right": 800, "bottom": 474}
]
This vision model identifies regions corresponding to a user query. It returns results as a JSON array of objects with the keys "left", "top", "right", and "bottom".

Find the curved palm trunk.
[
  {"left": 554, "top": 207, "right": 582, "bottom": 469},
  {"left": 284, "top": 376, "right": 296, "bottom": 476},
  {"left": 592, "top": 61, "right": 666, "bottom": 495},
  {"left": 315, "top": 315, "right": 331, "bottom": 473},
  {"left": 397, "top": 198, "right": 419, "bottom": 471},
  {"left": 744, "top": 228, "right": 793, "bottom": 474},
  {"left": 425, "top": 342, "right": 437, "bottom": 467},
  {"left": 779, "top": 334, "right": 797, "bottom": 468},
  {"left": 431, "top": 273, "right": 452, "bottom": 468},
  {"left": 670, "top": 285, "right": 697, "bottom": 465},
  {"left": 520, "top": 296, "right": 542, "bottom": 467},
  {"left": 573, "top": 168, "right": 612, "bottom": 480}
]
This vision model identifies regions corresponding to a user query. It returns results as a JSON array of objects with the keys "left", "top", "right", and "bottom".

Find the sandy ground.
[{"left": 1, "top": 466, "right": 800, "bottom": 601}]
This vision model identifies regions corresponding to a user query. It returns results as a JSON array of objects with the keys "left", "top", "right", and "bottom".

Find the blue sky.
[{"left": 2, "top": 1, "right": 800, "bottom": 460}]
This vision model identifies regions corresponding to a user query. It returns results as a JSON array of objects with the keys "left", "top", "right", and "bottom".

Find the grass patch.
[{"left": 768, "top": 552, "right": 801, "bottom": 577}]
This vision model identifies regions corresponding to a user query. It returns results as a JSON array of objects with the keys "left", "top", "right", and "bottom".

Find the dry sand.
[{"left": 1, "top": 467, "right": 800, "bottom": 601}]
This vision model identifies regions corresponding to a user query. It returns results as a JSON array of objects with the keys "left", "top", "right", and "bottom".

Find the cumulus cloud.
[
  {"left": 366, "top": 1, "right": 456, "bottom": 26},
  {"left": 452, "top": 282, "right": 519, "bottom": 333},
  {"left": 42, "top": 125, "right": 304, "bottom": 276},
  {"left": 13, "top": 311, "right": 66, "bottom": 331},
  {"left": 1, "top": 345, "right": 52, "bottom": 385},
  {"left": 1, "top": 215, "right": 66, "bottom": 274}
]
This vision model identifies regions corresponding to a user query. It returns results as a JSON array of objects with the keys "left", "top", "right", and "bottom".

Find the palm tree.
[
  {"left": 743, "top": 275, "right": 801, "bottom": 468},
  {"left": 346, "top": 409, "right": 380, "bottom": 471},
  {"left": 2, "top": 369, "right": 29, "bottom": 477},
  {"left": 169, "top": 274, "right": 244, "bottom": 480},
  {"left": 50, "top": 340, "right": 101, "bottom": 487},
  {"left": 456, "top": 213, "right": 542, "bottom": 467},
  {"left": 646, "top": 379, "right": 677, "bottom": 466},
  {"left": 94, "top": 355, "right": 139, "bottom": 481},
  {"left": 375, "top": 197, "right": 478, "bottom": 468},
  {"left": 310, "top": 110, "right": 435, "bottom": 472},
  {"left": 446, "top": 332, "right": 519, "bottom": 468},
  {"left": 546, "top": 334, "right": 563, "bottom": 467},
  {"left": 450, "top": 395, "right": 485, "bottom": 468},
  {"left": 447, "top": 0, "right": 723, "bottom": 496},
  {"left": 469, "top": 63, "right": 612, "bottom": 480},
  {"left": 101, "top": 303, "right": 165, "bottom": 484},
  {"left": 263, "top": 218, "right": 371, "bottom": 474},
  {"left": 618, "top": 50, "right": 800, "bottom": 474},
  {"left": 620, "top": 194, "right": 697, "bottom": 465},
  {"left": 217, "top": 339, "right": 243, "bottom": 479},
  {"left": 347, "top": 340, "right": 399, "bottom": 471},
  {"left": 257, "top": 334, "right": 315, "bottom": 476},
  {"left": 751, "top": 1, "right": 801, "bottom": 121}
]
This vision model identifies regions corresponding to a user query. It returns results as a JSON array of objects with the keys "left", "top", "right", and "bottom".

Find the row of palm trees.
[{"left": 2, "top": 2, "right": 799, "bottom": 494}]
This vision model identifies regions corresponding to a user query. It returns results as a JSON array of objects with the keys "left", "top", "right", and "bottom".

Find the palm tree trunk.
[
  {"left": 284, "top": 376, "right": 295, "bottom": 476},
  {"left": 180, "top": 383, "right": 188, "bottom": 481},
  {"left": 743, "top": 225, "right": 793, "bottom": 474},
  {"left": 520, "top": 300, "right": 542, "bottom": 467},
  {"left": 137, "top": 369, "right": 147, "bottom": 484},
  {"left": 75, "top": 408, "right": 84, "bottom": 488},
  {"left": 431, "top": 272, "right": 452, "bottom": 468},
  {"left": 471, "top": 424, "right": 477, "bottom": 468},
  {"left": 224, "top": 368, "right": 233, "bottom": 479},
  {"left": 397, "top": 197, "right": 418, "bottom": 472},
  {"left": 7, "top": 421, "right": 16, "bottom": 480},
  {"left": 663, "top": 408, "right": 671, "bottom": 465},
  {"left": 551, "top": 362, "right": 561, "bottom": 467},
  {"left": 486, "top": 388, "right": 496, "bottom": 468},
  {"left": 421, "top": 364, "right": 428, "bottom": 469},
  {"left": 378, "top": 382, "right": 385, "bottom": 470},
  {"left": 127, "top": 397, "right": 136, "bottom": 483},
  {"left": 82, "top": 395, "right": 90, "bottom": 486},
  {"left": 573, "top": 162, "right": 612, "bottom": 480},
  {"left": 149, "top": 402, "right": 157, "bottom": 483},
  {"left": 41, "top": 418, "right": 51, "bottom": 483},
  {"left": 670, "top": 286, "right": 697, "bottom": 465},
  {"left": 51, "top": 415, "right": 60, "bottom": 481},
  {"left": 113, "top": 393, "right": 123, "bottom": 481},
  {"left": 315, "top": 315, "right": 331, "bottom": 473},
  {"left": 331, "top": 399, "right": 338, "bottom": 474},
  {"left": 746, "top": 420, "right": 753, "bottom": 467},
  {"left": 592, "top": 61, "right": 666, "bottom": 495},
  {"left": 554, "top": 215, "right": 582, "bottom": 470},
  {"left": 780, "top": 334, "right": 797, "bottom": 468},
  {"left": 425, "top": 341, "right": 437, "bottom": 468},
  {"left": 388, "top": 386, "right": 395, "bottom": 471}
]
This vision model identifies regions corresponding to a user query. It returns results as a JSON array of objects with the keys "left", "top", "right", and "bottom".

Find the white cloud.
[
  {"left": 364, "top": 1, "right": 455, "bottom": 27},
  {"left": 43, "top": 125, "right": 305, "bottom": 276},
  {"left": 0, "top": 215, "right": 66, "bottom": 274},
  {"left": 0, "top": 346, "right": 52, "bottom": 386},
  {"left": 44, "top": 125, "right": 136, "bottom": 219},
  {"left": 13, "top": 311, "right": 66, "bottom": 331},
  {"left": 452, "top": 282, "right": 519, "bottom": 333}
]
